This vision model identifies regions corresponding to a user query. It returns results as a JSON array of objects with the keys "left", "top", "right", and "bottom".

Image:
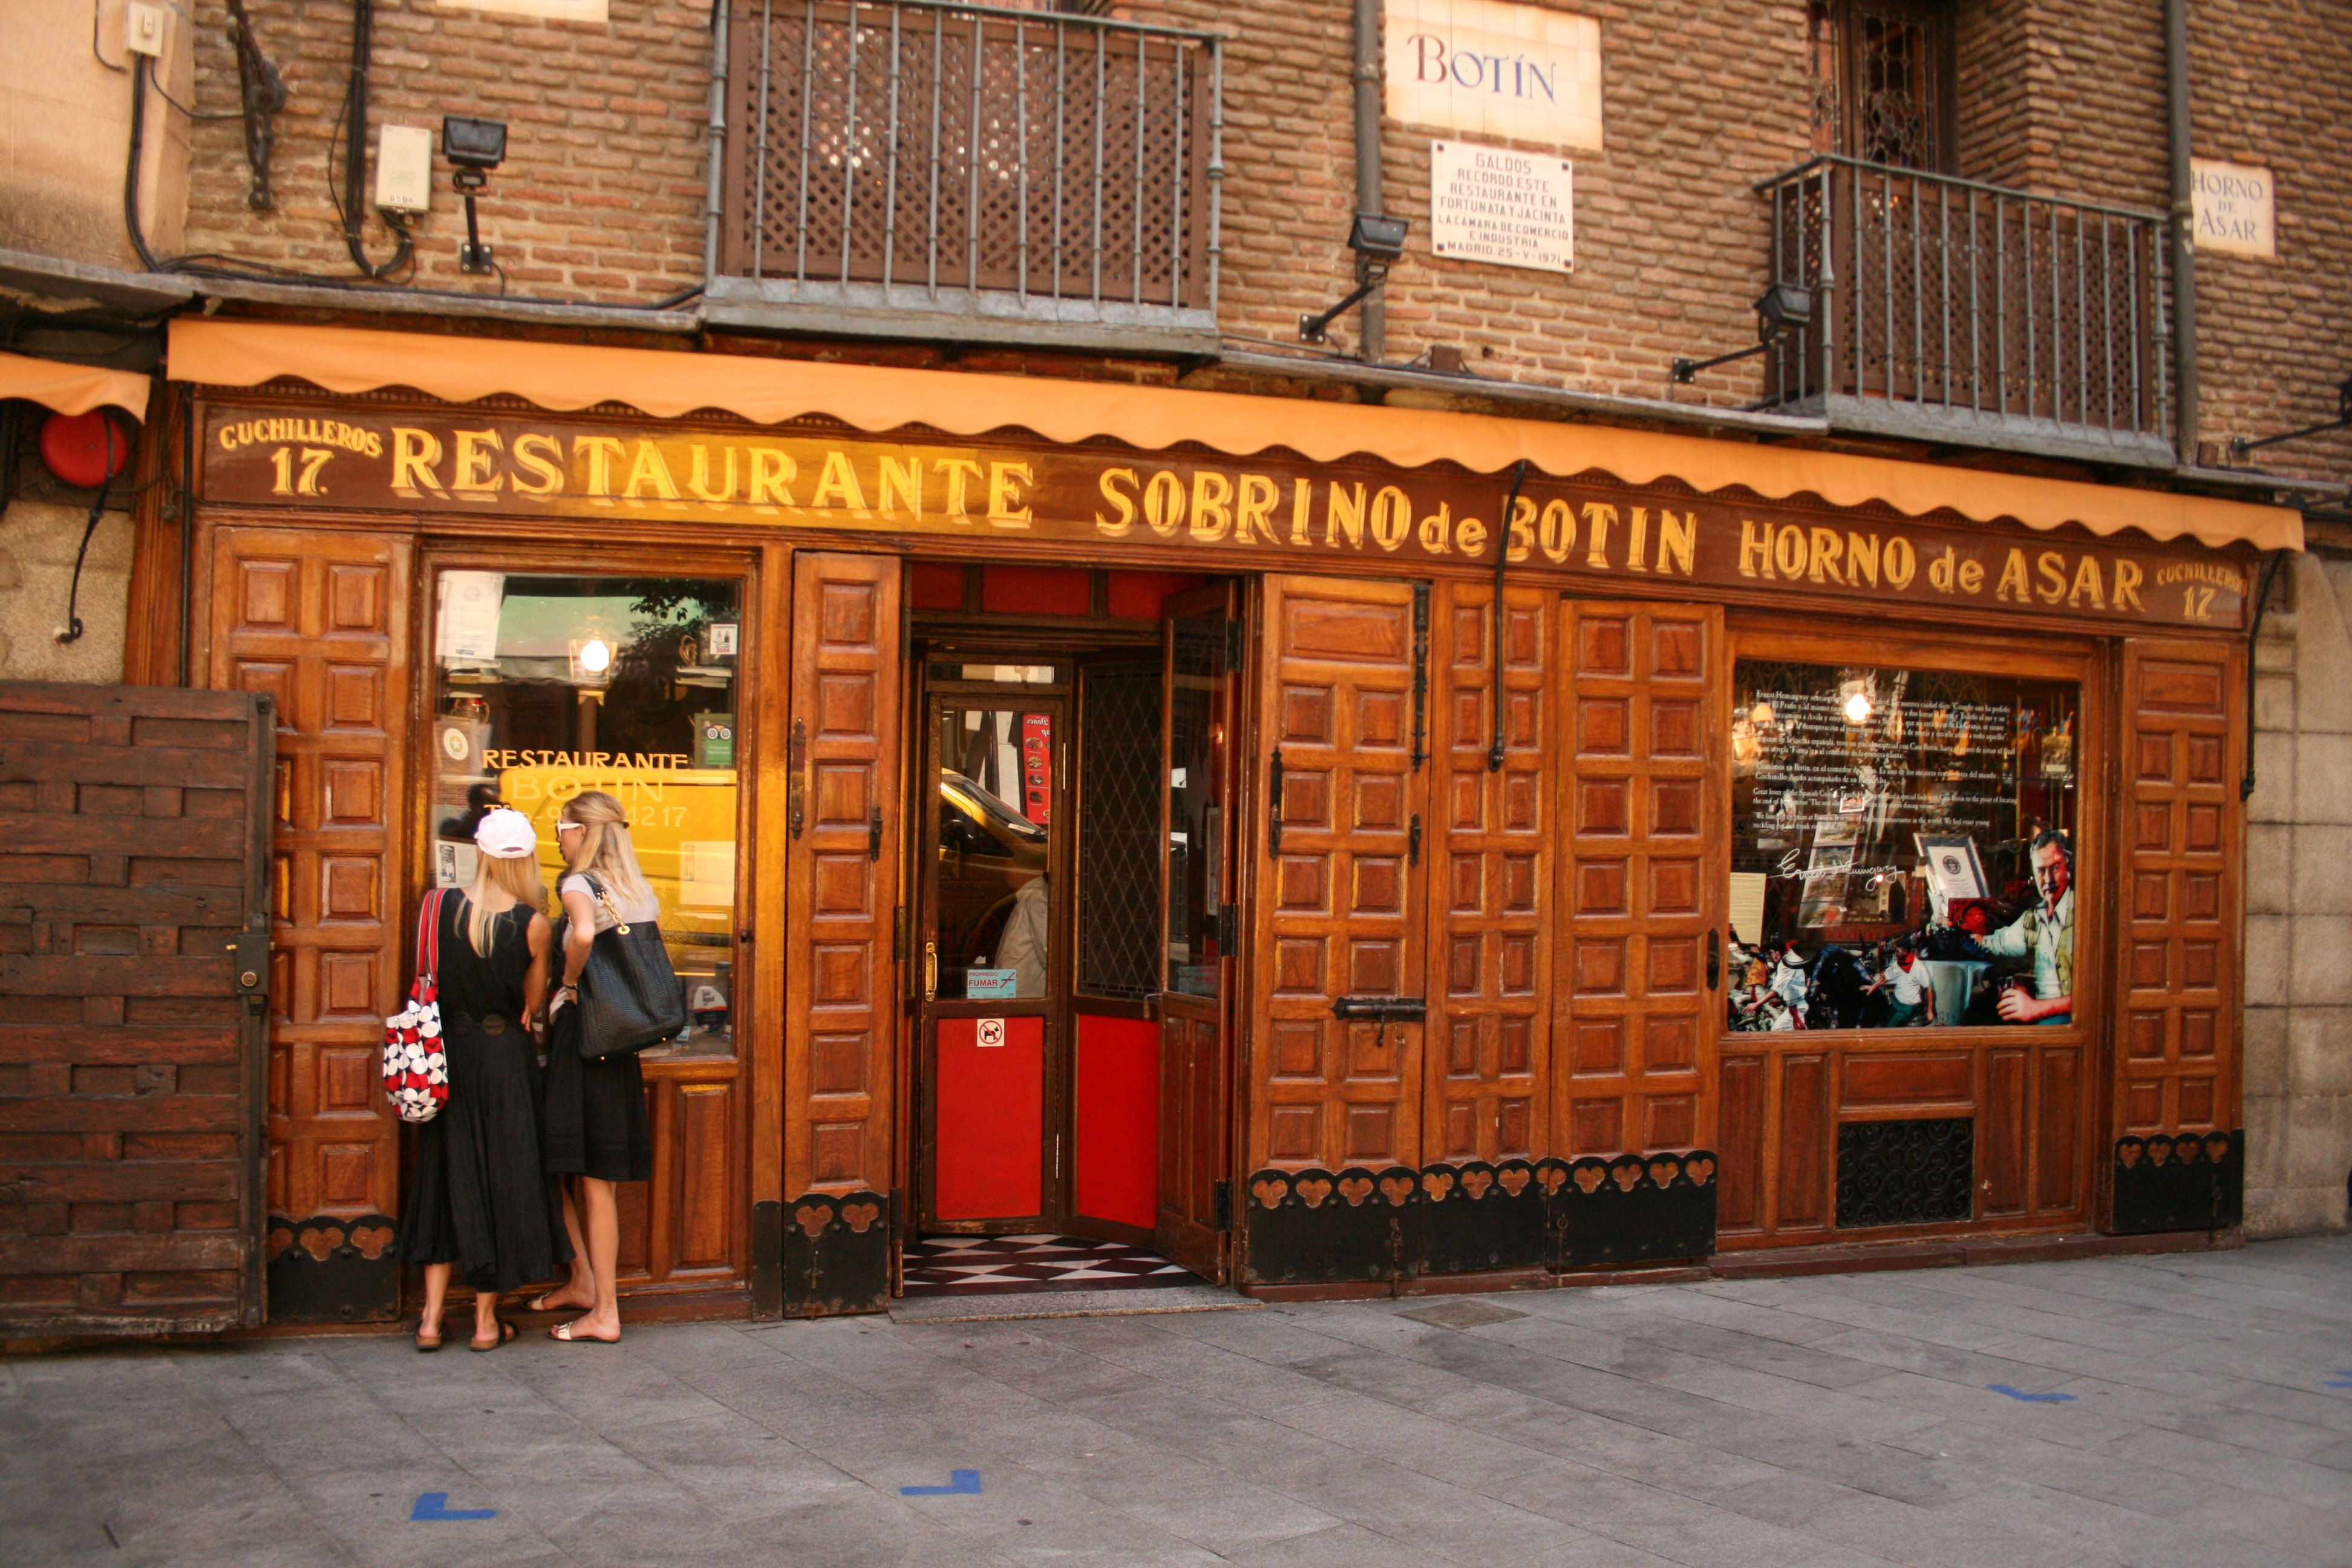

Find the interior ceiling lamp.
[
  {"left": 1670, "top": 283, "right": 1816, "bottom": 385},
  {"left": 2227, "top": 373, "right": 2352, "bottom": 465},
  {"left": 442, "top": 115, "right": 507, "bottom": 275},
  {"left": 569, "top": 636, "right": 615, "bottom": 687},
  {"left": 1299, "top": 214, "right": 1413, "bottom": 345}
]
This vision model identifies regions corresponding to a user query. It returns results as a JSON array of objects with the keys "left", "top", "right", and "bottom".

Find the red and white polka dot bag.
[{"left": 382, "top": 888, "right": 450, "bottom": 1124}]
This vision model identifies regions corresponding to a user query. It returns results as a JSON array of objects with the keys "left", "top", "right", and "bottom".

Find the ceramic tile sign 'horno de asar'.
[{"left": 1385, "top": 0, "right": 1603, "bottom": 149}]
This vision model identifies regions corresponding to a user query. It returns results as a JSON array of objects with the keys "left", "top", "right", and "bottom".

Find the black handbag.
[{"left": 562, "top": 874, "right": 687, "bottom": 1058}]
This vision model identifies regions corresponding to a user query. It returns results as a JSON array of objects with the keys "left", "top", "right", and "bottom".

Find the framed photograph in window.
[{"left": 1915, "top": 833, "right": 1988, "bottom": 915}]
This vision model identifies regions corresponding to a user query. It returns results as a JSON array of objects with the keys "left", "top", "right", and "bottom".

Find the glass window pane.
[
  {"left": 1165, "top": 617, "right": 1227, "bottom": 998},
  {"left": 431, "top": 573, "right": 742, "bottom": 1059},
  {"left": 935, "top": 708, "right": 1051, "bottom": 1001},
  {"left": 1077, "top": 663, "right": 1163, "bottom": 1001},
  {"left": 1730, "top": 659, "right": 2078, "bottom": 1032}
]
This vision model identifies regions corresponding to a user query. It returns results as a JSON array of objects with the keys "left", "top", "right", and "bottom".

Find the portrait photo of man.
[{"left": 1981, "top": 828, "right": 2075, "bottom": 1025}]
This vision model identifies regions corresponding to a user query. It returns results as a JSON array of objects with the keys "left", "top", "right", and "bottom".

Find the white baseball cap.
[{"left": 474, "top": 807, "right": 538, "bottom": 860}]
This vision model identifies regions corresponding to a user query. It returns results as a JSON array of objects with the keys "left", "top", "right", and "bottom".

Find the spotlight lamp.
[
  {"left": 1671, "top": 284, "right": 1819, "bottom": 385},
  {"left": 1299, "top": 213, "right": 1414, "bottom": 345},
  {"left": 441, "top": 116, "right": 509, "bottom": 275}
]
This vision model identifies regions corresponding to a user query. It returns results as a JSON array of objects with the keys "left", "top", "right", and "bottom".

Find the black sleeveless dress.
[
  {"left": 540, "top": 874, "right": 655, "bottom": 1183},
  {"left": 397, "top": 897, "right": 572, "bottom": 1293}
]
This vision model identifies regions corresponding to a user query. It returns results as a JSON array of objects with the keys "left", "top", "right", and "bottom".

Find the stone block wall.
[{"left": 2246, "top": 549, "right": 2352, "bottom": 1236}]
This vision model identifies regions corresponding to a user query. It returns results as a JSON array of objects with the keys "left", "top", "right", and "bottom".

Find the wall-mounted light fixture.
[
  {"left": 441, "top": 115, "right": 508, "bottom": 275},
  {"left": 1299, "top": 214, "right": 1413, "bottom": 345},
  {"left": 1670, "top": 284, "right": 1817, "bottom": 385},
  {"left": 2226, "top": 374, "right": 2352, "bottom": 465}
]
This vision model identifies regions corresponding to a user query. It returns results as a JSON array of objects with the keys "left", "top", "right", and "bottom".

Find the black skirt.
[
  {"left": 540, "top": 1002, "right": 653, "bottom": 1183},
  {"left": 399, "top": 1017, "right": 573, "bottom": 1293}
]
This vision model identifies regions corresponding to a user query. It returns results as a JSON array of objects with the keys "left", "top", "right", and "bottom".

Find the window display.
[
  {"left": 1728, "top": 659, "right": 2078, "bottom": 1032},
  {"left": 431, "top": 573, "right": 742, "bottom": 1059}
]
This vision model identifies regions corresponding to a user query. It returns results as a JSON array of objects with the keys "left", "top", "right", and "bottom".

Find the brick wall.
[{"left": 177, "top": 0, "right": 708, "bottom": 302}]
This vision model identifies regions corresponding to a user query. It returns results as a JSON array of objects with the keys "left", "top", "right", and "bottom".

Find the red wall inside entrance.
[
  {"left": 1076, "top": 1014, "right": 1158, "bottom": 1230},
  {"left": 935, "top": 1016, "right": 1044, "bottom": 1220}
]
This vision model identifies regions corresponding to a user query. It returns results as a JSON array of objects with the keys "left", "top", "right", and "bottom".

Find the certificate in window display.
[{"left": 1728, "top": 660, "right": 2079, "bottom": 1033}]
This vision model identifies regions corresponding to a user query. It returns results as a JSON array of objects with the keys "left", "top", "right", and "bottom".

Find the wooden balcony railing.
[
  {"left": 714, "top": 0, "right": 1221, "bottom": 348},
  {"left": 1756, "top": 157, "right": 2174, "bottom": 466}
]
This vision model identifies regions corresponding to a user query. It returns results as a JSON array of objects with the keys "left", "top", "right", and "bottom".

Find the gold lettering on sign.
[
  {"left": 1191, "top": 472, "right": 1233, "bottom": 542},
  {"left": 811, "top": 451, "right": 865, "bottom": 510},
  {"left": 1370, "top": 486, "right": 1412, "bottom": 551},
  {"left": 1656, "top": 509, "right": 1695, "bottom": 575},
  {"left": 577, "top": 436, "right": 626, "bottom": 497},
  {"left": 749, "top": 448, "right": 797, "bottom": 506},
  {"left": 937, "top": 458, "right": 983, "bottom": 519},
  {"left": 1581, "top": 503, "right": 1616, "bottom": 568},
  {"left": 1289, "top": 477, "right": 1313, "bottom": 545},
  {"left": 1417, "top": 501, "right": 1452, "bottom": 555},
  {"left": 1884, "top": 537, "right": 1916, "bottom": 589},
  {"left": 878, "top": 456, "right": 922, "bottom": 518},
  {"left": 452, "top": 430, "right": 504, "bottom": 494},
  {"left": 689, "top": 445, "right": 739, "bottom": 503},
  {"left": 1739, "top": 519, "right": 1771, "bottom": 579},
  {"left": 1327, "top": 482, "right": 1367, "bottom": 549},
  {"left": 1626, "top": 508, "right": 1651, "bottom": 573},
  {"left": 391, "top": 428, "right": 448, "bottom": 497},
  {"left": 1095, "top": 468, "right": 1139, "bottom": 535},
  {"left": 1844, "top": 532, "right": 1879, "bottom": 588},
  {"left": 1145, "top": 471, "right": 1184, "bottom": 537},
  {"left": 1236, "top": 474, "right": 1281, "bottom": 546},
  {"left": 1540, "top": 499, "right": 1573, "bottom": 563},
  {"left": 988, "top": 462, "right": 1034, "bottom": 528},
  {"left": 1506, "top": 496, "right": 1537, "bottom": 563},
  {"left": 1994, "top": 548, "right": 2031, "bottom": 603},
  {"left": 2114, "top": 559, "right": 2145, "bottom": 611},
  {"left": 512, "top": 433, "right": 564, "bottom": 495}
]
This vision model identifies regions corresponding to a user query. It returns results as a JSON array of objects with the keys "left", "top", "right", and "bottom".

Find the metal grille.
[
  {"left": 1836, "top": 1117, "right": 1975, "bottom": 1228},
  {"left": 1077, "top": 661, "right": 1162, "bottom": 1001},
  {"left": 723, "top": 0, "right": 1218, "bottom": 313},
  {"left": 1760, "top": 156, "right": 2168, "bottom": 459}
]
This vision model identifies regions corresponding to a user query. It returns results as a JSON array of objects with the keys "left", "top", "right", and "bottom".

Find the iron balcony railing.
[
  {"left": 716, "top": 0, "right": 1221, "bottom": 342},
  {"left": 1756, "top": 156, "right": 2173, "bottom": 465}
]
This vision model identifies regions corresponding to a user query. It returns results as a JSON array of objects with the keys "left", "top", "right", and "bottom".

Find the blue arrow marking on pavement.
[
  {"left": 900, "top": 1470, "right": 982, "bottom": 1496},
  {"left": 411, "top": 1492, "right": 498, "bottom": 1521},
  {"left": 1988, "top": 1384, "right": 2076, "bottom": 1403},
  {"left": 2325, "top": 1371, "right": 2352, "bottom": 1389}
]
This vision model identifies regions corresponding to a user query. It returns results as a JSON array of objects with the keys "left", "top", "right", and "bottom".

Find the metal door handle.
[{"left": 924, "top": 941, "right": 938, "bottom": 1003}]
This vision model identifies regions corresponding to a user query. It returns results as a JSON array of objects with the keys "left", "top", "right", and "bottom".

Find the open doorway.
[{"left": 903, "top": 569, "right": 1240, "bottom": 1299}]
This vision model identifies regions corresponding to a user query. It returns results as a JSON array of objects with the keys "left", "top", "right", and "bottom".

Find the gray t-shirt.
[{"left": 559, "top": 872, "right": 659, "bottom": 932}]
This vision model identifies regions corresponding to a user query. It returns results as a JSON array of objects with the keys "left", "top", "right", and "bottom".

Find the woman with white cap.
[{"left": 400, "top": 807, "right": 572, "bottom": 1351}]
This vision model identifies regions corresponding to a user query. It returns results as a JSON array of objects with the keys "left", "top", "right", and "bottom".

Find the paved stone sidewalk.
[{"left": 4, "top": 1236, "right": 2348, "bottom": 1568}]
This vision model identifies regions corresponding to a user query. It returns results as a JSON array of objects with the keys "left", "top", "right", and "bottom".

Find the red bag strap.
[{"left": 416, "top": 888, "right": 445, "bottom": 989}]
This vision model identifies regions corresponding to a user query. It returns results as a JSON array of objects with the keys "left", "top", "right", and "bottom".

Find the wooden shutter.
[
  {"left": 779, "top": 553, "right": 901, "bottom": 1312},
  {"left": 207, "top": 526, "right": 412, "bottom": 1323},
  {"left": 1555, "top": 601, "right": 1725, "bottom": 1160},
  {"left": 1424, "top": 581, "right": 1552, "bottom": 1165},
  {"left": 1249, "top": 577, "right": 1427, "bottom": 1175},
  {"left": 0, "top": 682, "right": 273, "bottom": 1334},
  {"left": 2115, "top": 638, "right": 2241, "bottom": 1138}
]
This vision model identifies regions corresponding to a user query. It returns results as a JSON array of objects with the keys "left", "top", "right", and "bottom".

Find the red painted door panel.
[
  {"left": 1076, "top": 1014, "right": 1158, "bottom": 1229},
  {"left": 934, "top": 1016, "right": 1045, "bottom": 1220}
]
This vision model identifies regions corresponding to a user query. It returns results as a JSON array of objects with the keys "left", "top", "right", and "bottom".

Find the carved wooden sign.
[{"left": 201, "top": 404, "right": 2252, "bottom": 631}]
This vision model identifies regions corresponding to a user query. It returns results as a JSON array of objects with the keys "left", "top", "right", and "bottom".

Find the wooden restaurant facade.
[{"left": 122, "top": 316, "right": 2295, "bottom": 1324}]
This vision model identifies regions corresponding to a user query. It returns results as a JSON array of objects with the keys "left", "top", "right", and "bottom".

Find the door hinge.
[
  {"left": 1224, "top": 618, "right": 1244, "bottom": 672},
  {"left": 1267, "top": 748, "right": 1285, "bottom": 857},
  {"left": 1212, "top": 1178, "right": 1232, "bottom": 1232},
  {"left": 1218, "top": 901, "right": 1238, "bottom": 947}
]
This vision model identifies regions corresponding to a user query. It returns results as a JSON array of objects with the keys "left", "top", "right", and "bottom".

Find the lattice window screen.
[{"left": 1078, "top": 661, "right": 1163, "bottom": 1000}]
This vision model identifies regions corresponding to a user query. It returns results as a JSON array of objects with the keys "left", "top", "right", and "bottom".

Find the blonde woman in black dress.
[
  {"left": 401, "top": 808, "right": 572, "bottom": 1351},
  {"left": 534, "top": 789, "right": 658, "bottom": 1343}
]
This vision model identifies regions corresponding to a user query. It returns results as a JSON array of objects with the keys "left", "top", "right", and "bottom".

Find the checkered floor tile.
[{"left": 901, "top": 1233, "right": 1205, "bottom": 1298}]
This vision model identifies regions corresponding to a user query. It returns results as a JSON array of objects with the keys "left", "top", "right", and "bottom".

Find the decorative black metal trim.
[
  {"left": 780, "top": 1188, "right": 892, "bottom": 1316},
  {"left": 1420, "top": 1159, "right": 1547, "bottom": 1275},
  {"left": 1836, "top": 1117, "right": 1975, "bottom": 1229},
  {"left": 1242, "top": 1166, "right": 1420, "bottom": 1284},
  {"left": 265, "top": 1212, "right": 399, "bottom": 1324},
  {"left": 1241, "top": 1151, "right": 1719, "bottom": 1284},
  {"left": 1545, "top": 1151, "right": 1720, "bottom": 1271},
  {"left": 2112, "top": 1131, "right": 2244, "bottom": 1235}
]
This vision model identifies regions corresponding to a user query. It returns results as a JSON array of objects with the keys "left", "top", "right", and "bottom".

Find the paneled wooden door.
[
  {"left": 780, "top": 553, "right": 903, "bottom": 1309},
  {"left": 1156, "top": 584, "right": 1240, "bottom": 1281},
  {"left": 1246, "top": 577, "right": 1429, "bottom": 1181},
  {"left": 1554, "top": 601, "right": 1727, "bottom": 1162},
  {"left": 207, "top": 524, "right": 412, "bottom": 1323}
]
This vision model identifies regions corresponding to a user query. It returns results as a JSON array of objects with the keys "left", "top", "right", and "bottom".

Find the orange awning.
[
  {"left": 0, "top": 350, "right": 151, "bottom": 420},
  {"left": 166, "top": 318, "right": 2301, "bottom": 552}
]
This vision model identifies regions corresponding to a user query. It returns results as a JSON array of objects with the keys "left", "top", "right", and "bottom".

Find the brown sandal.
[{"left": 468, "top": 1319, "right": 517, "bottom": 1352}]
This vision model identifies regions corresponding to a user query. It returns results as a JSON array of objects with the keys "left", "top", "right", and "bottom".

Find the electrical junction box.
[
  {"left": 374, "top": 125, "right": 434, "bottom": 214},
  {"left": 125, "top": 2, "right": 167, "bottom": 57}
]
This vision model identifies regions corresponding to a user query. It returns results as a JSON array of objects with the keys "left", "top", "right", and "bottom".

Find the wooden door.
[
  {"left": 2111, "top": 637, "right": 2243, "bottom": 1230},
  {"left": 779, "top": 553, "right": 902, "bottom": 1313},
  {"left": 0, "top": 682, "right": 274, "bottom": 1335},
  {"left": 1425, "top": 580, "right": 1553, "bottom": 1167},
  {"left": 1155, "top": 586, "right": 1239, "bottom": 1281},
  {"left": 207, "top": 526, "right": 413, "bottom": 1324},
  {"left": 1241, "top": 576, "right": 1427, "bottom": 1285},
  {"left": 1555, "top": 601, "right": 1726, "bottom": 1163}
]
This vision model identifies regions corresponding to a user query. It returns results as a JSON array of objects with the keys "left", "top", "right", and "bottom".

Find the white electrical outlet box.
[
  {"left": 374, "top": 125, "right": 434, "bottom": 214},
  {"left": 125, "top": 2, "right": 167, "bottom": 57}
]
